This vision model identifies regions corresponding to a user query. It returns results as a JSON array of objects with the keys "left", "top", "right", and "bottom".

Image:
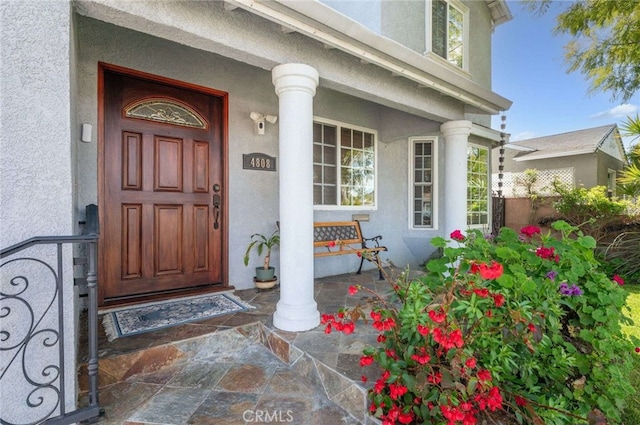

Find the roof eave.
[
  {"left": 514, "top": 149, "right": 595, "bottom": 162},
  {"left": 486, "top": 0, "right": 513, "bottom": 27}
]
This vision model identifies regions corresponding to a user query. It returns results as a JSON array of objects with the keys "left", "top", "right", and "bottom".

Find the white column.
[
  {"left": 441, "top": 120, "right": 473, "bottom": 237},
  {"left": 271, "top": 63, "right": 320, "bottom": 331}
]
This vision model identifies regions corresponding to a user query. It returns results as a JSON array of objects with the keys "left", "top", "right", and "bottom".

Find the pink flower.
[
  {"left": 536, "top": 246, "right": 555, "bottom": 260},
  {"left": 520, "top": 225, "right": 541, "bottom": 238},
  {"left": 613, "top": 274, "right": 625, "bottom": 286},
  {"left": 450, "top": 229, "right": 465, "bottom": 242}
]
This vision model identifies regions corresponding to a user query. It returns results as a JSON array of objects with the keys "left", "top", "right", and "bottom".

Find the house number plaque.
[{"left": 243, "top": 153, "right": 276, "bottom": 171}]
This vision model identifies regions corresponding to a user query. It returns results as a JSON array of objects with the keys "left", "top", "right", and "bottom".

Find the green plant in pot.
[{"left": 243, "top": 229, "right": 280, "bottom": 286}]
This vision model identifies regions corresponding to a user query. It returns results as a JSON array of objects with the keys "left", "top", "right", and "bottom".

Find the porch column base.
[{"left": 273, "top": 300, "right": 320, "bottom": 332}]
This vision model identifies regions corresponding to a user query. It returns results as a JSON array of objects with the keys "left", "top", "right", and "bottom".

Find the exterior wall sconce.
[{"left": 249, "top": 112, "right": 277, "bottom": 135}]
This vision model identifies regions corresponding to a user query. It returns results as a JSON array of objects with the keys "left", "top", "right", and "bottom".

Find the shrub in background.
[{"left": 323, "top": 221, "right": 639, "bottom": 424}]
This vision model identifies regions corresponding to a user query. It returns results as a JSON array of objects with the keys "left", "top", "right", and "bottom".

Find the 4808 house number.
[{"left": 243, "top": 153, "right": 276, "bottom": 171}]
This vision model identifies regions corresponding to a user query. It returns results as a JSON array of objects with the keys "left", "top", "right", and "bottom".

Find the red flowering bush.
[{"left": 323, "top": 221, "right": 639, "bottom": 424}]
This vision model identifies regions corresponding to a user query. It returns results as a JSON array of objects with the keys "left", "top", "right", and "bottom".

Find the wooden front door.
[{"left": 99, "top": 65, "right": 227, "bottom": 306}]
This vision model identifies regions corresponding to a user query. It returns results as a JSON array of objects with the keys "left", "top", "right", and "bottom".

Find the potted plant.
[{"left": 243, "top": 228, "right": 280, "bottom": 288}]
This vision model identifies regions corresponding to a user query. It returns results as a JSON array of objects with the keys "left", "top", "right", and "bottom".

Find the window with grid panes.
[
  {"left": 313, "top": 120, "right": 376, "bottom": 207},
  {"left": 432, "top": 0, "right": 465, "bottom": 68},
  {"left": 467, "top": 144, "right": 489, "bottom": 226},
  {"left": 411, "top": 138, "right": 435, "bottom": 228}
]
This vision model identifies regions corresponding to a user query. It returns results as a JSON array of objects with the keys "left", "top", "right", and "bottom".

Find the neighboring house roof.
[{"left": 507, "top": 124, "right": 625, "bottom": 162}]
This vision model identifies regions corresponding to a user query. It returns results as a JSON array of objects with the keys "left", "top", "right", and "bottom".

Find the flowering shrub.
[{"left": 323, "top": 221, "right": 639, "bottom": 424}]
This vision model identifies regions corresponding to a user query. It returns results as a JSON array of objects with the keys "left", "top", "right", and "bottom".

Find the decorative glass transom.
[{"left": 124, "top": 98, "right": 208, "bottom": 129}]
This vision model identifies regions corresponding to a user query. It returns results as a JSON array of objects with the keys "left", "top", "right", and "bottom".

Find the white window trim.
[
  {"left": 424, "top": 0, "right": 470, "bottom": 74},
  {"left": 313, "top": 116, "right": 378, "bottom": 211},
  {"left": 409, "top": 136, "right": 439, "bottom": 230},
  {"left": 607, "top": 168, "right": 617, "bottom": 197},
  {"left": 467, "top": 142, "right": 491, "bottom": 230}
]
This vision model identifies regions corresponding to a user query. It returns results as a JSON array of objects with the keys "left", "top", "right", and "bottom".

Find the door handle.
[{"left": 213, "top": 193, "right": 221, "bottom": 229}]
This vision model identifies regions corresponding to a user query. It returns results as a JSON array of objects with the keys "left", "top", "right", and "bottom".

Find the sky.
[{"left": 490, "top": 1, "right": 640, "bottom": 150}]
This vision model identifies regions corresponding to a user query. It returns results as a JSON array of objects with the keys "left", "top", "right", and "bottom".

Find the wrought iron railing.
[{"left": 0, "top": 234, "right": 101, "bottom": 425}]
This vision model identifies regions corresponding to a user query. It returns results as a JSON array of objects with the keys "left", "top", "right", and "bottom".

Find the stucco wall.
[
  {"left": 0, "top": 1, "right": 77, "bottom": 422},
  {"left": 75, "top": 15, "right": 450, "bottom": 288}
]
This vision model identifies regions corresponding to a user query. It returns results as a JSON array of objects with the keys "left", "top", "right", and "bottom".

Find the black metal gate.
[{"left": 0, "top": 230, "right": 101, "bottom": 425}]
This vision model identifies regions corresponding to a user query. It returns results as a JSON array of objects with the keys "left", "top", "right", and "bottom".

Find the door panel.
[{"left": 100, "top": 67, "right": 226, "bottom": 305}]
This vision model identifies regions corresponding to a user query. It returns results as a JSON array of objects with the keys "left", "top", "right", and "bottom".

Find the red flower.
[
  {"left": 635, "top": 347, "right": 640, "bottom": 353},
  {"left": 433, "top": 328, "right": 464, "bottom": 350},
  {"left": 361, "top": 375, "right": 368, "bottom": 383},
  {"left": 473, "top": 288, "right": 489, "bottom": 298},
  {"left": 486, "top": 387, "right": 503, "bottom": 411},
  {"left": 478, "top": 261, "right": 504, "bottom": 280},
  {"left": 328, "top": 240, "right": 336, "bottom": 248},
  {"left": 389, "top": 383, "right": 409, "bottom": 400},
  {"left": 324, "top": 324, "right": 332, "bottom": 334},
  {"left": 477, "top": 369, "right": 492, "bottom": 381},
  {"left": 613, "top": 274, "right": 625, "bottom": 286},
  {"left": 360, "top": 355, "right": 374, "bottom": 367},
  {"left": 515, "top": 395, "right": 527, "bottom": 406},
  {"left": 450, "top": 229, "right": 465, "bottom": 241},
  {"left": 427, "top": 371, "right": 442, "bottom": 384},
  {"left": 397, "top": 412, "right": 414, "bottom": 424},
  {"left": 535, "top": 246, "right": 555, "bottom": 260},
  {"left": 441, "top": 404, "right": 465, "bottom": 421},
  {"left": 348, "top": 285, "right": 358, "bottom": 295},
  {"left": 411, "top": 351, "right": 431, "bottom": 365},
  {"left": 416, "top": 323, "right": 430, "bottom": 336},
  {"left": 356, "top": 251, "right": 362, "bottom": 258},
  {"left": 528, "top": 323, "right": 536, "bottom": 333},
  {"left": 370, "top": 310, "right": 381, "bottom": 321},
  {"left": 377, "top": 334, "right": 387, "bottom": 343},
  {"left": 342, "top": 322, "right": 355, "bottom": 334},
  {"left": 492, "top": 293, "right": 505, "bottom": 307},
  {"left": 465, "top": 357, "right": 477, "bottom": 368},
  {"left": 520, "top": 225, "right": 541, "bottom": 238},
  {"left": 428, "top": 308, "right": 446, "bottom": 323}
]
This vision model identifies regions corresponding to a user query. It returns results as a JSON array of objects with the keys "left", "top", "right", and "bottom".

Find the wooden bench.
[{"left": 313, "top": 221, "right": 387, "bottom": 279}]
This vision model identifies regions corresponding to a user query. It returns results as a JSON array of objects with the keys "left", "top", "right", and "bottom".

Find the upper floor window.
[
  {"left": 431, "top": 0, "right": 466, "bottom": 68},
  {"left": 467, "top": 144, "right": 489, "bottom": 227},
  {"left": 313, "top": 119, "right": 376, "bottom": 208},
  {"left": 410, "top": 137, "right": 437, "bottom": 228}
]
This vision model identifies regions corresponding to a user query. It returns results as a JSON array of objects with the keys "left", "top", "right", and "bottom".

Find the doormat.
[{"left": 101, "top": 292, "right": 254, "bottom": 341}]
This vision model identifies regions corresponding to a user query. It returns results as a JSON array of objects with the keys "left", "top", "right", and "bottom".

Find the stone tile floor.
[{"left": 78, "top": 270, "right": 404, "bottom": 425}]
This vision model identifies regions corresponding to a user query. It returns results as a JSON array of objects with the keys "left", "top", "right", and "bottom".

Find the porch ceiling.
[{"left": 74, "top": 0, "right": 511, "bottom": 119}]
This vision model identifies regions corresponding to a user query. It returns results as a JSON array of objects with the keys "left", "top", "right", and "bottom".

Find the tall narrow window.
[
  {"left": 313, "top": 120, "right": 376, "bottom": 207},
  {"left": 467, "top": 145, "right": 489, "bottom": 227},
  {"left": 431, "top": 0, "right": 466, "bottom": 68},
  {"left": 411, "top": 138, "right": 437, "bottom": 228}
]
